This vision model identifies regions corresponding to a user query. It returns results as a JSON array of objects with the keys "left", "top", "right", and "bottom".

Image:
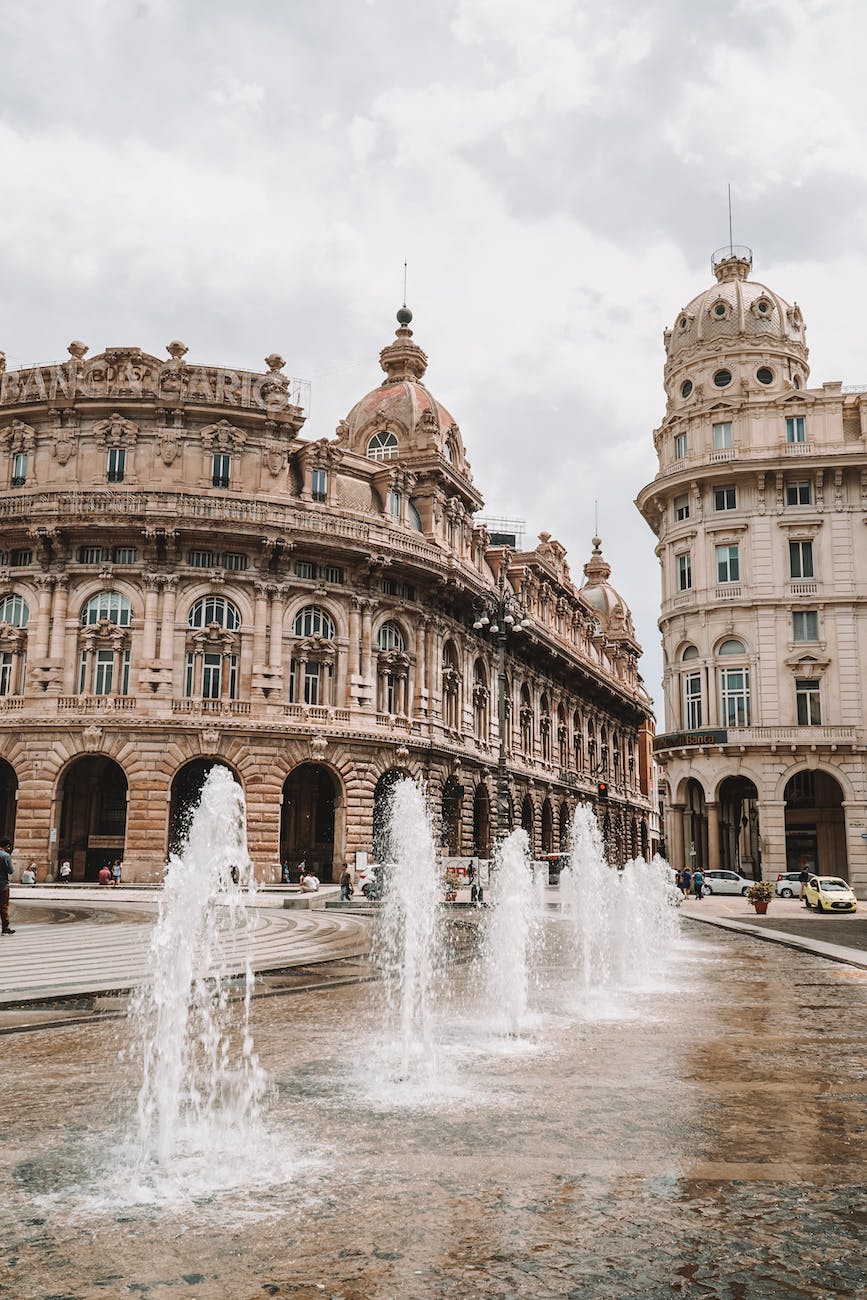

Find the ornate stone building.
[
  {"left": 0, "top": 313, "right": 654, "bottom": 881},
  {"left": 637, "top": 247, "right": 867, "bottom": 891}
]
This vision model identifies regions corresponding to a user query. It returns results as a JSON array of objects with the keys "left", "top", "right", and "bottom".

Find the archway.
[
  {"left": 372, "top": 768, "right": 408, "bottom": 863},
  {"left": 685, "top": 777, "right": 708, "bottom": 872},
  {"left": 473, "top": 784, "right": 491, "bottom": 859},
  {"left": 521, "top": 795, "right": 534, "bottom": 853},
  {"left": 718, "top": 775, "right": 760, "bottom": 878},
  {"left": 281, "top": 763, "right": 341, "bottom": 882},
  {"left": 58, "top": 755, "right": 128, "bottom": 881},
  {"left": 0, "top": 759, "right": 17, "bottom": 846},
  {"left": 641, "top": 820, "right": 649, "bottom": 860},
  {"left": 540, "top": 798, "right": 554, "bottom": 854},
  {"left": 168, "top": 758, "right": 236, "bottom": 858},
  {"left": 441, "top": 776, "right": 464, "bottom": 856},
  {"left": 784, "top": 770, "right": 847, "bottom": 879},
  {"left": 559, "top": 801, "right": 570, "bottom": 851}
]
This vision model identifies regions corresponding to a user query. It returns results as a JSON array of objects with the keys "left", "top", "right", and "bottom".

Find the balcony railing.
[
  {"left": 656, "top": 724, "right": 859, "bottom": 751},
  {"left": 784, "top": 442, "right": 813, "bottom": 455},
  {"left": 714, "top": 584, "right": 742, "bottom": 600},
  {"left": 58, "top": 695, "right": 137, "bottom": 710},
  {"left": 788, "top": 580, "right": 818, "bottom": 597}
]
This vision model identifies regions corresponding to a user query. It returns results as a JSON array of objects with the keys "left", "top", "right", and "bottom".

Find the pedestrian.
[
  {"left": 281, "top": 861, "right": 292, "bottom": 884},
  {"left": 0, "top": 838, "right": 15, "bottom": 933},
  {"left": 59, "top": 859, "right": 72, "bottom": 883},
  {"left": 98, "top": 863, "right": 111, "bottom": 886},
  {"left": 300, "top": 869, "right": 320, "bottom": 893},
  {"left": 111, "top": 859, "right": 122, "bottom": 888},
  {"left": 693, "top": 868, "right": 705, "bottom": 900},
  {"left": 799, "top": 867, "right": 810, "bottom": 907},
  {"left": 21, "top": 864, "right": 36, "bottom": 886},
  {"left": 680, "top": 868, "right": 692, "bottom": 898},
  {"left": 340, "top": 863, "right": 353, "bottom": 901}
]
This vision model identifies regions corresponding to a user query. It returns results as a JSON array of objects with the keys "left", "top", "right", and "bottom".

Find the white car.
[
  {"left": 701, "top": 869, "right": 753, "bottom": 896},
  {"left": 774, "top": 871, "right": 805, "bottom": 898}
]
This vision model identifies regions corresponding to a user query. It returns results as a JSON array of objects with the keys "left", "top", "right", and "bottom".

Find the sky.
[{"left": 2, "top": 0, "right": 867, "bottom": 711}]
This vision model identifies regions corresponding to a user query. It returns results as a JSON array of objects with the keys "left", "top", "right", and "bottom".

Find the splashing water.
[
  {"left": 376, "top": 777, "right": 444, "bottom": 1078},
  {"left": 484, "top": 828, "right": 539, "bottom": 1035},
  {"left": 129, "top": 765, "right": 270, "bottom": 1184},
  {"left": 560, "top": 804, "right": 679, "bottom": 996}
]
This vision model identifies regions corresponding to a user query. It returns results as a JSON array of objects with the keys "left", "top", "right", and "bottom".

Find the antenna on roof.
[
  {"left": 728, "top": 183, "right": 733, "bottom": 255},
  {"left": 403, "top": 260, "right": 408, "bottom": 306},
  {"left": 594, "top": 499, "right": 599, "bottom": 535}
]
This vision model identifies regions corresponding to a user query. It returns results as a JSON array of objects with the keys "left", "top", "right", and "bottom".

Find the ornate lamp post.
[{"left": 473, "top": 555, "right": 532, "bottom": 845}]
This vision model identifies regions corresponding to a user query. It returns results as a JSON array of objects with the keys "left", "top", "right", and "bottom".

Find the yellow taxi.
[{"left": 804, "top": 876, "right": 857, "bottom": 913}]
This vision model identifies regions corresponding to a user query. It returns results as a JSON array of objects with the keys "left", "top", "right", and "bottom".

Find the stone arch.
[
  {"left": 783, "top": 768, "right": 847, "bottom": 880},
  {"left": 280, "top": 761, "right": 344, "bottom": 881},
  {"left": 540, "top": 797, "right": 554, "bottom": 854},
  {"left": 521, "top": 793, "right": 534, "bottom": 849},
  {"left": 473, "top": 782, "right": 491, "bottom": 858},
  {"left": 372, "top": 613, "right": 416, "bottom": 655},
  {"left": 57, "top": 753, "right": 129, "bottom": 881},
  {"left": 717, "top": 773, "right": 761, "bottom": 878},
  {"left": 559, "top": 800, "right": 570, "bottom": 851},
  {"left": 372, "top": 767, "right": 411, "bottom": 862},
  {"left": 168, "top": 756, "right": 241, "bottom": 857},
  {"left": 72, "top": 577, "right": 143, "bottom": 623},
  {"left": 641, "top": 820, "right": 649, "bottom": 860},
  {"left": 684, "top": 776, "right": 708, "bottom": 872},
  {"left": 178, "top": 581, "right": 254, "bottom": 628},
  {"left": 0, "top": 757, "right": 17, "bottom": 845},
  {"left": 441, "top": 773, "right": 464, "bottom": 856},
  {"left": 284, "top": 593, "right": 349, "bottom": 640}
]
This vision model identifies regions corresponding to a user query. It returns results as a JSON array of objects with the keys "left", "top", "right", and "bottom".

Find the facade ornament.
[
  {"left": 201, "top": 419, "right": 246, "bottom": 450},
  {"left": 67, "top": 341, "right": 89, "bottom": 360},
  {"left": 0, "top": 419, "right": 35, "bottom": 452},
  {"left": 166, "top": 341, "right": 188, "bottom": 361},
  {"left": 92, "top": 412, "right": 139, "bottom": 446},
  {"left": 265, "top": 443, "right": 284, "bottom": 476},
  {"left": 395, "top": 743, "right": 410, "bottom": 764},
  {"left": 200, "top": 727, "right": 220, "bottom": 750},
  {"left": 158, "top": 428, "right": 180, "bottom": 464},
  {"left": 82, "top": 725, "right": 103, "bottom": 751},
  {"left": 309, "top": 733, "right": 328, "bottom": 757}
]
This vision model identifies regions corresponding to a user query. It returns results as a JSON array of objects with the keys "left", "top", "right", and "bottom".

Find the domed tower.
[{"left": 636, "top": 248, "right": 867, "bottom": 895}]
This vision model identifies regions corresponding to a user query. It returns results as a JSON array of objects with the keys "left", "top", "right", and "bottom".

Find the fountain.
[
  {"left": 129, "top": 764, "right": 270, "bottom": 1183},
  {"left": 376, "top": 776, "right": 444, "bottom": 1078},
  {"left": 483, "top": 828, "right": 539, "bottom": 1035}
]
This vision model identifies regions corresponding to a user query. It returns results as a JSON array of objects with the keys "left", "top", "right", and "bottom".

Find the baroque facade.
[
  {"left": 0, "top": 314, "right": 654, "bottom": 882},
  {"left": 637, "top": 247, "right": 867, "bottom": 892}
]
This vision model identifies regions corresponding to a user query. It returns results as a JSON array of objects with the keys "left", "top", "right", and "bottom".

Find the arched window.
[
  {"left": 558, "top": 703, "right": 568, "bottom": 768},
  {"left": 0, "top": 595, "right": 29, "bottom": 627},
  {"left": 520, "top": 683, "right": 533, "bottom": 755},
  {"left": 377, "top": 621, "right": 405, "bottom": 652},
  {"left": 442, "top": 640, "right": 461, "bottom": 730},
  {"left": 293, "top": 606, "right": 335, "bottom": 640},
  {"left": 472, "top": 659, "right": 488, "bottom": 742},
  {"left": 682, "top": 644, "right": 703, "bottom": 729},
  {"left": 573, "top": 709, "right": 583, "bottom": 769},
  {"left": 188, "top": 595, "right": 240, "bottom": 631},
  {"left": 81, "top": 591, "right": 132, "bottom": 627},
  {"left": 367, "top": 430, "right": 399, "bottom": 461},
  {"left": 539, "top": 692, "right": 551, "bottom": 763},
  {"left": 718, "top": 639, "right": 750, "bottom": 726},
  {"left": 408, "top": 499, "right": 423, "bottom": 532},
  {"left": 718, "top": 638, "right": 746, "bottom": 656},
  {"left": 682, "top": 644, "right": 699, "bottom": 661}
]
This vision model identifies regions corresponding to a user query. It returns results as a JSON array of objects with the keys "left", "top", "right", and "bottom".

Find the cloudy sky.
[{"left": 2, "top": 0, "right": 866, "bottom": 708}]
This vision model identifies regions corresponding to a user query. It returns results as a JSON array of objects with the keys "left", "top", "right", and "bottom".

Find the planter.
[{"left": 752, "top": 901, "right": 769, "bottom": 915}]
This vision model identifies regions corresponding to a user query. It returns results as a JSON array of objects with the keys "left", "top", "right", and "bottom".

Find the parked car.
[
  {"left": 701, "top": 869, "right": 753, "bottom": 896},
  {"left": 354, "top": 861, "right": 384, "bottom": 900},
  {"left": 775, "top": 871, "right": 805, "bottom": 898},
  {"left": 804, "top": 876, "right": 857, "bottom": 913}
]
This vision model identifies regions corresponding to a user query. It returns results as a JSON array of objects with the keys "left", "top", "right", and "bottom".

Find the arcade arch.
[
  {"left": 280, "top": 762, "right": 342, "bottom": 882},
  {"left": 58, "top": 755, "right": 128, "bottom": 880}
]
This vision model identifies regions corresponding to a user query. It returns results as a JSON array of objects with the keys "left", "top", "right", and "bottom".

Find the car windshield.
[{"left": 818, "top": 880, "right": 849, "bottom": 891}]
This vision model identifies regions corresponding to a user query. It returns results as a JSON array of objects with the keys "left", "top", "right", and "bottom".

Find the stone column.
[
  {"left": 48, "top": 576, "right": 69, "bottom": 662},
  {"left": 252, "top": 583, "right": 269, "bottom": 667},
  {"left": 360, "top": 603, "right": 373, "bottom": 683},
  {"left": 158, "top": 577, "right": 177, "bottom": 664},
  {"left": 669, "top": 804, "right": 685, "bottom": 871},
  {"left": 268, "top": 586, "right": 284, "bottom": 670},
  {"left": 141, "top": 576, "right": 160, "bottom": 662},
  {"left": 706, "top": 802, "right": 721, "bottom": 871},
  {"left": 31, "top": 577, "right": 53, "bottom": 661}
]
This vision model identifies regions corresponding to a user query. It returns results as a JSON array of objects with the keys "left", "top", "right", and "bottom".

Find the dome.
[
  {"left": 665, "top": 248, "right": 807, "bottom": 367},
  {"left": 336, "top": 309, "right": 468, "bottom": 471},
  {"left": 580, "top": 536, "right": 636, "bottom": 642}
]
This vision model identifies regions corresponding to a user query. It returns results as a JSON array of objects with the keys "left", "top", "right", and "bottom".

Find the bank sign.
[{"left": 654, "top": 729, "right": 729, "bottom": 751}]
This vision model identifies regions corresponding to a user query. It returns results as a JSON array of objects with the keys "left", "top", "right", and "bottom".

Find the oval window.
[
  {"left": 714, "top": 303, "right": 727, "bottom": 318},
  {"left": 679, "top": 317, "right": 688, "bottom": 330},
  {"left": 680, "top": 380, "right": 693, "bottom": 398},
  {"left": 756, "top": 299, "right": 770, "bottom": 315},
  {"left": 713, "top": 369, "right": 732, "bottom": 388},
  {"left": 756, "top": 367, "right": 773, "bottom": 385}
]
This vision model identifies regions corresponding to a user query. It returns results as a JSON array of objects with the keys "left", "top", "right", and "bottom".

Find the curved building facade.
[
  {"left": 637, "top": 248, "right": 867, "bottom": 891},
  {"left": 0, "top": 317, "right": 654, "bottom": 881}
]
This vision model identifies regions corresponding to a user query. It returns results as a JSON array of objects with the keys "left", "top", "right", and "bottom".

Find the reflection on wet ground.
[
  {"left": 2, "top": 920, "right": 867, "bottom": 1299},
  {"left": 745, "top": 913, "right": 867, "bottom": 948}
]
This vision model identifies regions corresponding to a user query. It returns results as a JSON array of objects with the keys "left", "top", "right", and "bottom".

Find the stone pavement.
[
  {"left": 0, "top": 885, "right": 372, "bottom": 1012},
  {"left": 678, "top": 892, "right": 867, "bottom": 969}
]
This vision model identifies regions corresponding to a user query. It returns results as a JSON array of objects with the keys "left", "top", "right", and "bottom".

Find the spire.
[
  {"left": 379, "top": 305, "right": 428, "bottom": 384},
  {"left": 583, "top": 535, "right": 612, "bottom": 586}
]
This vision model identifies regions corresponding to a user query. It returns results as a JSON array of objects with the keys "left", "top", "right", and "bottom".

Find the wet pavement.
[{"left": 2, "top": 919, "right": 867, "bottom": 1299}]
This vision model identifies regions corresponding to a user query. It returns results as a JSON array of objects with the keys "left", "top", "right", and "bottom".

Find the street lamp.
[{"left": 473, "top": 554, "right": 532, "bottom": 846}]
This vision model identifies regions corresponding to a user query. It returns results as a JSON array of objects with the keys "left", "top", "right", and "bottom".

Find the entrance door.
[
  {"left": 281, "top": 764, "right": 338, "bottom": 881},
  {"left": 58, "top": 756, "right": 128, "bottom": 881}
]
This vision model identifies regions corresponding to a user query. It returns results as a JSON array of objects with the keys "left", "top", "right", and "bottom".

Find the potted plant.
[
  {"left": 746, "top": 880, "right": 773, "bottom": 914},
  {"left": 442, "top": 870, "right": 462, "bottom": 903}
]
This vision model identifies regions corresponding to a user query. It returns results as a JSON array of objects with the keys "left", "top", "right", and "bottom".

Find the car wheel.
[
  {"left": 704, "top": 885, "right": 713, "bottom": 895},
  {"left": 815, "top": 899, "right": 823, "bottom": 913},
  {"left": 781, "top": 888, "right": 793, "bottom": 898},
  {"left": 741, "top": 887, "right": 749, "bottom": 896}
]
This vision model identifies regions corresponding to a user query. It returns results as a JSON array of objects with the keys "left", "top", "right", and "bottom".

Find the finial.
[
  {"left": 396, "top": 304, "right": 413, "bottom": 326},
  {"left": 68, "top": 340, "right": 89, "bottom": 359},
  {"left": 166, "top": 340, "right": 188, "bottom": 361},
  {"left": 592, "top": 535, "right": 602, "bottom": 552}
]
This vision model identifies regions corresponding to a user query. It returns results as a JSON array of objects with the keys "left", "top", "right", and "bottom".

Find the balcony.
[
  {"left": 714, "top": 584, "right": 742, "bottom": 600},
  {"left": 171, "top": 699, "right": 251, "bottom": 715},
  {"left": 783, "top": 441, "right": 813, "bottom": 456},
  {"left": 58, "top": 695, "right": 137, "bottom": 711},
  {"left": 708, "top": 448, "right": 735, "bottom": 463},
  {"left": 788, "top": 580, "right": 818, "bottom": 597},
  {"left": 282, "top": 704, "right": 350, "bottom": 724}
]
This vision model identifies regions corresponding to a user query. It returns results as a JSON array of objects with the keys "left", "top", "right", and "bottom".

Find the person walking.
[
  {"left": 0, "top": 838, "right": 15, "bottom": 934},
  {"left": 799, "top": 867, "right": 810, "bottom": 907},
  {"left": 59, "top": 859, "right": 72, "bottom": 883},
  {"left": 680, "top": 868, "right": 692, "bottom": 899},
  {"left": 111, "top": 859, "right": 122, "bottom": 888},
  {"left": 693, "top": 868, "right": 705, "bottom": 900},
  {"left": 339, "top": 864, "right": 353, "bottom": 902}
]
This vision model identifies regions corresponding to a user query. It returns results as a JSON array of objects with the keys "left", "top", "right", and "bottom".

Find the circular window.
[
  {"left": 756, "top": 367, "right": 774, "bottom": 385},
  {"left": 680, "top": 380, "right": 693, "bottom": 398},
  {"left": 756, "top": 299, "right": 770, "bottom": 315},
  {"left": 679, "top": 317, "right": 688, "bottom": 330},
  {"left": 713, "top": 369, "right": 732, "bottom": 388},
  {"left": 714, "top": 303, "right": 727, "bottom": 318}
]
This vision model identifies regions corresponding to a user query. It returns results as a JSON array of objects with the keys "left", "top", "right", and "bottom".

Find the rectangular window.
[
  {"left": 223, "top": 552, "right": 247, "bottom": 571},
  {"left": 677, "top": 553, "right": 692, "bottom": 592},
  {"left": 228, "top": 653, "right": 238, "bottom": 700},
  {"left": 10, "top": 550, "right": 32, "bottom": 567},
  {"left": 716, "top": 544, "right": 740, "bottom": 584},
  {"left": 381, "top": 577, "right": 398, "bottom": 596},
  {"left": 713, "top": 485, "right": 737, "bottom": 511},
  {"left": 789, "top": 540, "right": 814, "bottom": 579},
  {"left": 304, "top": 661, "right": 321, "bottom": 705},
  {"left": 311, "top": 469, "right": 327, "bottom": 503},
  {"left": 793, "top": 610, "right": 819, "bottom": 642},
  {"left": 11, "top": 452, "right": 27, "bottom": 486},
  {"left": 78, "top": 650, "right": 87, "bottom": 694},
  {"left": 674, "top": 433, "right": 688, "bottom": 459},
  {"left": 185, "top": 651, "right": 195, "bottom": 698},
  {"left": 212, "top": 453, "right": 231, "bottom": 488},
  {"left": 188, "top": 550, "right": 215, "bottom": 568},
  {"left": 684, "top": 671, "right": 702, "bottom": 729},
  {"left": 94, "top": 649, "right": 114, "bottom": 696},
  {"left": 112, "top": 547, "right": 137, "bottom": 565},
  {"left": 674, "top": 494, "right": 690, "bottom": 522},
  {"left": 388, "top": 489, "right": 402, "bottom": 521},
  {"left": 786, "top": 480, "right": 811, "bottom": 506},
  {"left": 720, "top": 667, "right": 750, "bottom": 727},
  {"left": 78, "top": 547, "right": 105, "bottom": 564},
  {"left": 0, "top": 652, "right": 13, "bottom": 697},
  {"left": 796, "top": 678, "right": 821, "bottom": 725},
  {"left": 295, "top": 560, "right": 315, "bottom": 579},
  {"left": 202, "top": 652, "right": 222, "bottom": 699},
  {"left": 323, "top": 565, "right": 344, "bottom": 584},
  {"left": 785, "top": 415, "right": 806, "bottom": 443},
  {"left": 121, "top": 649, "right": 130, "bottom": 696},
  {"left": 107, "top": 447, "right": 126, "bottom": 483},
  {"left": 713, "top": 422, "right": 733, "bottom": 450}
]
